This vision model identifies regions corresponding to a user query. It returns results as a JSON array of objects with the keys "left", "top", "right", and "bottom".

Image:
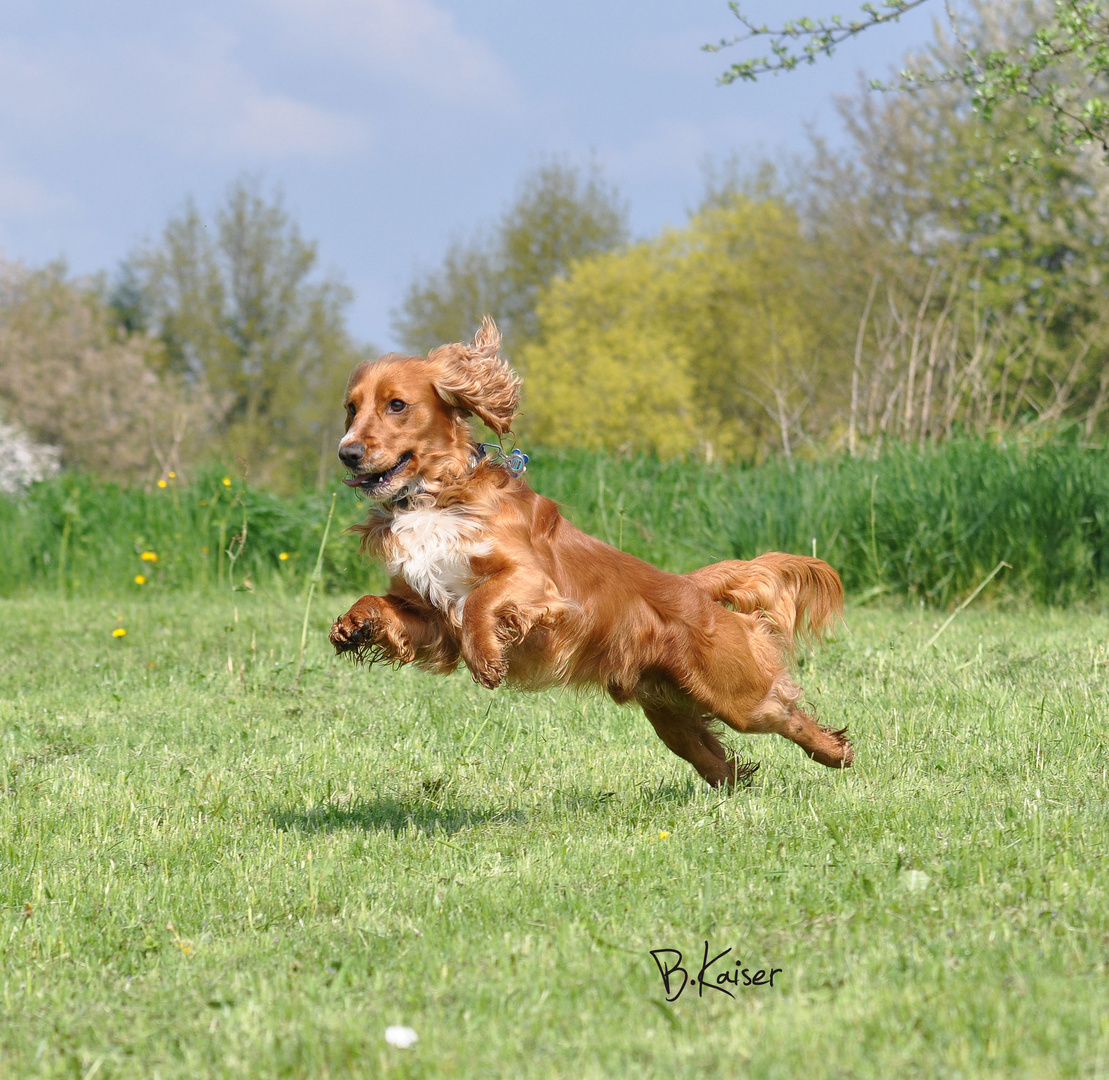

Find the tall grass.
[
  {"left": 0, "top": 468, "right": 382, "bottom": 600},
  {"left": 3, "top": 436, "right": 1107, "bottom": 604},
  {"left": 535, "top": 434, "right": 1109, "bottom": 605}
]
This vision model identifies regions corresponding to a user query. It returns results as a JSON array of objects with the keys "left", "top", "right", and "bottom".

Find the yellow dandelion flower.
[
  {"left": 199, "top": 499, "right": 207, "bottom": 506},
  {"left": 658, "top": 830, "right": 670, "bottom": 840},
  {"left": 140, "top": 551, "right": 158, "bottom": 562},
  {"left": 279, "top": 552, "right": 289, "bottom": 561},
  {"left": 201, "top": 546, "right": 209, "bottom": 555},
  {"left": 168, "top": 471, "right": 176, "bottom": 479},
  {"left": 157, "top": 479, "right": 167, "bottom": 488},
  {"left": 134, "top": 574, "right": 146, "bottom": 585},
  {"left": 112, "top": 628, "right": 127, "bottom": 638},
  {"left": 222, "top": 476, "right": 231, "bottom": 487}
]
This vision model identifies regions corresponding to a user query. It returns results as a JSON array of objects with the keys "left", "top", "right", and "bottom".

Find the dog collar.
[
  {"left": 476, "top": 442, "right": 529, "bottom": 477},
  {"left": 380, "top": 443, "right": 528, "bottom": 514}
]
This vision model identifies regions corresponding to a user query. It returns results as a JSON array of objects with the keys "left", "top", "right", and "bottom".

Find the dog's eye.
[
  {"left": 386, "top": 399, "right": 407, "bottom": 414},
  {"left": 346, "top": 402, "right": 356, "bottom": 419}
]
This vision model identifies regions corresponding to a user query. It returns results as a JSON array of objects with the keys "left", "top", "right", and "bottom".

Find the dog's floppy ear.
[{"left": 427, "top": 316, "right": 521, "bottom": 436}]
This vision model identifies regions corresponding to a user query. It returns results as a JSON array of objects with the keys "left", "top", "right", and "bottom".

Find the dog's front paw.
[
  {"left": 329, "top": 610, "right": 370, "bottom": 653},
  {"left": 329, "top": 601, "right": 414, "bottom": 664},
  {"left": 470, "top": 653, "right": 508, "bottom": 690},
  {"left": 497, "top": 606, "right": 534, "bottom": 647}
]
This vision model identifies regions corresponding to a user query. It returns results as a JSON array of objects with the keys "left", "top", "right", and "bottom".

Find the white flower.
[
  {"left": 384, "top": 1025, "right": 418, "bottom": 1049},
  {"left": 900, "top": 869, "right": 931, "bottom": 893},
  {"left": 0, "top": 421, "right": 60, "bottom": 495}
]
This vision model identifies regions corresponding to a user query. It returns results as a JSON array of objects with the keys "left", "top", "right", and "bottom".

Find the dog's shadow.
[
  {"left": 271, "top": 794, "right": 525, "bottom": 837},
  {"left": 271, "top": 776, "right": 740, "bottom": 837}
]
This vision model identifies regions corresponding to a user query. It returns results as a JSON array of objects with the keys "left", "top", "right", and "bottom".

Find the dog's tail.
[{"left": 686, "top": 553, "right": 843, "bottom": 652}]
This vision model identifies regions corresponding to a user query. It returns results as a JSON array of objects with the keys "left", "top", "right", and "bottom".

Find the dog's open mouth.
[{"left": 343, "top": 452, "right": 413, "bottom": 494}]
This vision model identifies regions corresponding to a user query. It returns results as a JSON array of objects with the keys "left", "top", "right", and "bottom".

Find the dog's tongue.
[{"left": 343, "top": 475, "right": 370, "bottom": 487}]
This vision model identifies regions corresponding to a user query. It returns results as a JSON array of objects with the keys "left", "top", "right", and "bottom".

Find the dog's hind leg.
[
  {"left": 779, "top": 709, "right": 853, "bottom": 768},
  {"left": 637, "top": 699, "right": 759, "bottom": 788},
  {"left": 667, "top": 609, "right": 854, "bottom": 770},
  {"left": 742, "top": 673, "right": 854, "bottom": 767},
  {"left": 698, "top": 668, "right": 854, "bottom": 769}
]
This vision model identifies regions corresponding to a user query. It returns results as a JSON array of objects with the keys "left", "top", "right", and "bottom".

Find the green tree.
[
  {"left": 488, "top": 3, "right": 1109, "bottom": 459},
  {"left": 517, "top": 242, "right": 698, "bottom": 456},
  {"left": 123, "top": 178, "right": 361, "bottom": 489},
  {"left": 793, "top": 4, "right": 1109, "bottom": 442},
  {"left": 1, "top": 259, "right": 201, "bottom": 481},
  {"left": 393, "top": 160, "right": 629, "bottom": 357},
  {"left": 708, "top": 1, "right": 1109, "bottom": 159},
  {"left": 520, "top": 193, "right": 843, "bottom": 459}
]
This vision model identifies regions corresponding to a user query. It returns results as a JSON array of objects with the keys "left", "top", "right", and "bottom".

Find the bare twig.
[
  {"left": 849, "top": 271, "right": 880, "bottom": 458},
  {"left": 918, "top": 269, "right": 959, "bottom": 444},
  {"left": 922, "top": 560, "right": 1009, "bottom": 652},
  {"left": 1084, "top": 359, "right": 1109, "bottom": 438},
  {"left": 903, "top": 265, "right": 938, "bottom": 435},
  {"left": 294, "top": 493, "right": 338, "bottom": 687}
]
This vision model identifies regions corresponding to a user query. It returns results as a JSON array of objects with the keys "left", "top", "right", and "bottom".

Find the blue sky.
[{"left": 0, "top": 0, "right": 941, "bottom": 350}]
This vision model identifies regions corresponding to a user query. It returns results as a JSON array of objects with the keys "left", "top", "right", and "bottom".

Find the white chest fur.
[{"left": 385, "top": 506, "right": 492, "bottom": 618}]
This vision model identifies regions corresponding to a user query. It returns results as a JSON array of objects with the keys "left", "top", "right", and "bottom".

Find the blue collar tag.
[
  {"left": 477, "top": 442, "right": 529, "bottom": 477},
  {"left": 505, "top": 448, "right": 529, "bottom": 476}
]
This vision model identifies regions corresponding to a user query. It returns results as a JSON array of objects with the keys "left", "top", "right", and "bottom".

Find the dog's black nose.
[{"left": 338, "top": 442, "right": 365, "bottom": 469}]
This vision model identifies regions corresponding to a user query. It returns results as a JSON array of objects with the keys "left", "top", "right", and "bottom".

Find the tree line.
[
  {"left": 2, "top": 0, "right": 1107, "bottom": 486},
  {"left": 0, "top": 180, "right": 361, "bottom": 492},
  {"left": 395, "top": 1, "right": 1109, "bottom": 459}
]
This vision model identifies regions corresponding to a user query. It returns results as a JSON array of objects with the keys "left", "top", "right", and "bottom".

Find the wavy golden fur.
[{"left": 330, "top": 319, "right": 850, "bottom": 786}]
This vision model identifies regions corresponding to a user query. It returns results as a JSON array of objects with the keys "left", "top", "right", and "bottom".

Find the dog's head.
[{"left": 338, "top": 317, "right": 520, "bottom": 502}]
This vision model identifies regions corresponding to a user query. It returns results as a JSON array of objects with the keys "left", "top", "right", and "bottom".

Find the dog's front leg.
[
  {"left": 330, "top": 594, "right": 456, "bottom": 670},
  {"left": 330, "top": 594, "right": 416, "bottom": 663},
  {"left": 459, "top": 572, "right": 572, "bottom": 689}
]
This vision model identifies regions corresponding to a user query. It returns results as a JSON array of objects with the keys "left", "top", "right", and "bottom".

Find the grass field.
[{"left": 2, "top": 588, "right": 1108, "bottom": 1078}]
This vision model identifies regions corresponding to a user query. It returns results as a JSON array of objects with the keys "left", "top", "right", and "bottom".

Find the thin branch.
[
  {"left": 922, "top": 560, "right": 1009, "bottom": 652},
  {"left": 1084, "top": 358, "right": 1109, "bottom": 438},
  {"left": 849, "top": 271, "right": 880, "bottom": 458},
  {"left": 707, "top": 1, "right": 934, "bottom": 84}
]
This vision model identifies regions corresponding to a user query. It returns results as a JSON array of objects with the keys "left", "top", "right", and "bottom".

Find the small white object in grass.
[
  {"left": 0, "top": 421, "right": 60, "bottom": 495},
  {"left": 385, "top": 1025, "right": 418, "bottom": 1049},
  {"left": 900, "top": 869, "right": 931, "bottom": 892}
]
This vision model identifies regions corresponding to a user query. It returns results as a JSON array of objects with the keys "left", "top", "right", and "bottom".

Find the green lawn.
[{"left": 1, "top": 590, "right": 1107, "bottom": 1078}]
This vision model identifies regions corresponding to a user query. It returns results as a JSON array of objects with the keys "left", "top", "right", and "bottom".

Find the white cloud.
[
  {"left": 0, "top": 0, "right": 517, "bottom": 194},
  {"left": 228, "top": 93, "right": 367, "bottom": 158},
  {"left": 261, "top": 0, "right": 521, "bottom": 113},
  {"left": 0, "top": 24, "right": 368, "bottom": 164},
  {"left": 118, "top": 31, "right": 369, "bottom": 159},
  {"left": 0, "top": 162, "right": 75, "bottom": 217}
]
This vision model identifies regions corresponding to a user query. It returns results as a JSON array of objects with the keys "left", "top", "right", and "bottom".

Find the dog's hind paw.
[{"left": 817, "top": 724, "right": 854, "bottom": 768}]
